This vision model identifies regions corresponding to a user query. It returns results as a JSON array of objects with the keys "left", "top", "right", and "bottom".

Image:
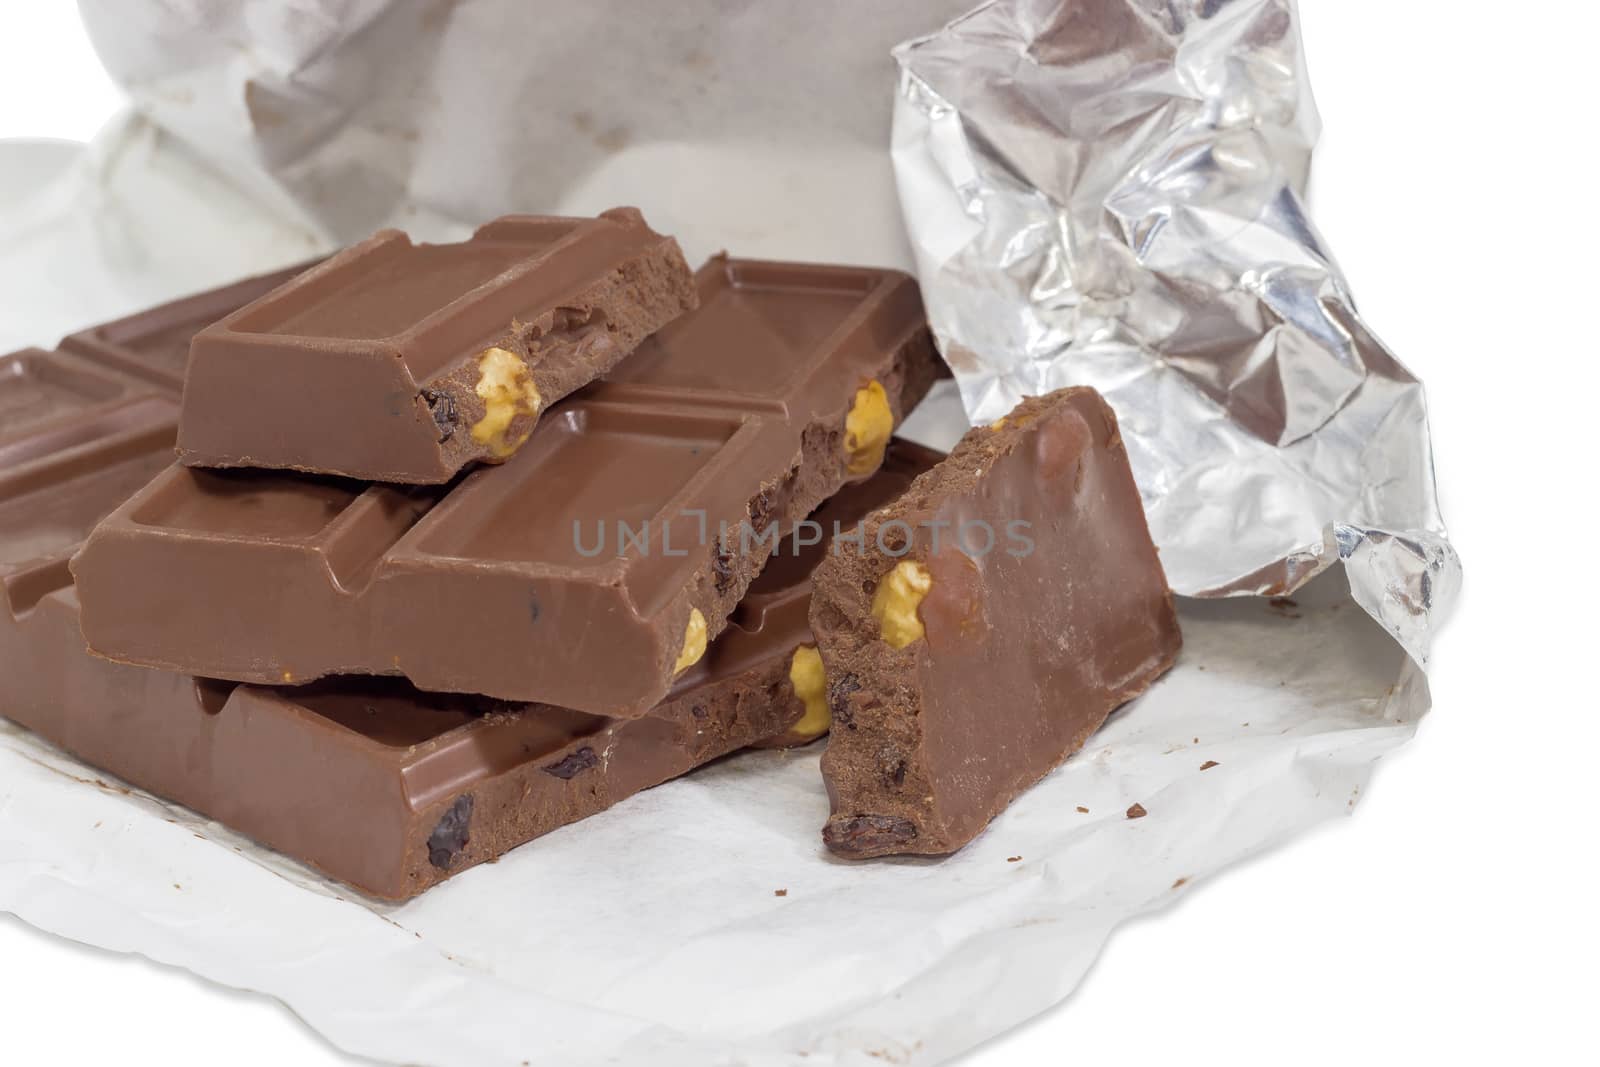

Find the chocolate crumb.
[
  {"left": 543, "top": 746, "right": 600, "bottom": 779},
  {"left": 1076, "top": 806, "right": 1089, "bottom": 814},
  {"left": 1126, "top": 802, "right": 1148, "bottom": 820},
  {"left": 1172, "top": 877, "right": 1188, "bottom": 889},
  {"left": 1200, "top": 760, "right": 1219, "bottom": 771},
  {"left": 427, "top": 794, "right": 474, "bottom": 869},
  {"left": 1007, "top": 855, "right": 1022, "bottom": 863},
  {"left": 774, "top": 888, "right": 788, "bottom": 897}
]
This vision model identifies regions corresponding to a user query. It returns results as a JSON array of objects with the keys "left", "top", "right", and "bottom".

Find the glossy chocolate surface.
[
  {"left": 176, "top": 209, "right": 698, "bottom": 483},
  {"left": 75, "top": 256, "right": 942, "bottom": 716}
]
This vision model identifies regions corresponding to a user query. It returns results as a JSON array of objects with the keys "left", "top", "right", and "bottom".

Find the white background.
[{"left": 1, "top": 3, "right": 1594, "bottom": 1065}]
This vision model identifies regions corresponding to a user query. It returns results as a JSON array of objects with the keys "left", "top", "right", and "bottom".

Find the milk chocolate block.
[
  {"left": 0, "top": 348, "right": 800, "bottom": 900},
  {"left": 75, "top": 257, "right": 942, "bottom": 716},
  {"left": 176, "top": 209, "right": 698, "bottom": 483},
  {"left": 812, "top": 388, "right": 1182, "bottom": 858}
]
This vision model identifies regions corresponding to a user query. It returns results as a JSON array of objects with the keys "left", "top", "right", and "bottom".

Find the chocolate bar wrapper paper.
[{"left": 0, "top": 2, "right": 1453, "bottom": 1065}]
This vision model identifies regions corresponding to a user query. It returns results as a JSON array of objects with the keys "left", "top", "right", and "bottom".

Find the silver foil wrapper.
[{"left": 891, "top": 0, "right": 1459, "bottom": 666}]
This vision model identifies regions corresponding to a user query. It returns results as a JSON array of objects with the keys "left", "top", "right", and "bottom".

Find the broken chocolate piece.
[
  {"left": 812, "top": 387, "right": 1182, "bottom": 859},
  {"left": 74, "top": 256, "right": 943, "bottom": 716},
  {"left": 175, "top": 209, "right": 698, "bottom": 483}
]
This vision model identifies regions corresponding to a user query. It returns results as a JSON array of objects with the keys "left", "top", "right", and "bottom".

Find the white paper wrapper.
[{"left": 0, "top": 2, "right": 1454, "bottom": 1064}]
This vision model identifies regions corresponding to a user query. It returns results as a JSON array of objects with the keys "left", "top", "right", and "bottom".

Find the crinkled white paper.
[{"left": 0, "top": 2, "right": 1453, "bottom": 1065}]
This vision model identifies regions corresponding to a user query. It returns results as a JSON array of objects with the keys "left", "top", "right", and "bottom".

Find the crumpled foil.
[{"left": 891, "top": 0, "right": 1460, "bottom": 664}]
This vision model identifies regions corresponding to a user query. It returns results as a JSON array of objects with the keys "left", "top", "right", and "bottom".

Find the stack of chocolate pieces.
[{"left": 1, "top": 208, "right": 1181, "bottom": 901}]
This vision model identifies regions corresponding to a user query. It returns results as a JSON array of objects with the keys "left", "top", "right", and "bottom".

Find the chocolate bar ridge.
[
  {"left": 175, "top": 209, "right": 698, "bottom": 483},
  {"left": 811, "top": 388, "right": 1183, "bottom": 858},
  {"left": 74, "top": 256, "right": 944, "bottom": 716}
]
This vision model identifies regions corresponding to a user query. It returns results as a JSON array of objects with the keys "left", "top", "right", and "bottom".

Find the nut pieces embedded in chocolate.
[
  {"left": 871, "top": 560, "right": 932, "bottom": 649},
  {"left": 5, "top": 249, "right": 960, "bottom": 901},
  {"left": 843, "top": 379, "right": 894, "bottom": 475},
  {"left": 785, "top": 645, "right": 830, "bottom": 742},
  {"left": 674, "top": 608, "right": 709, "bottom": 674},
  {"left": 470, "top": 345, "right": 543, "bottom": 457}
]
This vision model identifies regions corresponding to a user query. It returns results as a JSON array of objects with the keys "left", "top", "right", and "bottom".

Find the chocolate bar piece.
[
  {"left": 75, "top": 257, "right": 943, "bottom": 716},
  {"left": 3, "top": 282, "right": 934, "bottom": 899},
  {"left": 176, "top": 209, "right": 698, "bottom": 483},
  {"left": 811, "top": 387, "right": 1183, "bottom": 858}
]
